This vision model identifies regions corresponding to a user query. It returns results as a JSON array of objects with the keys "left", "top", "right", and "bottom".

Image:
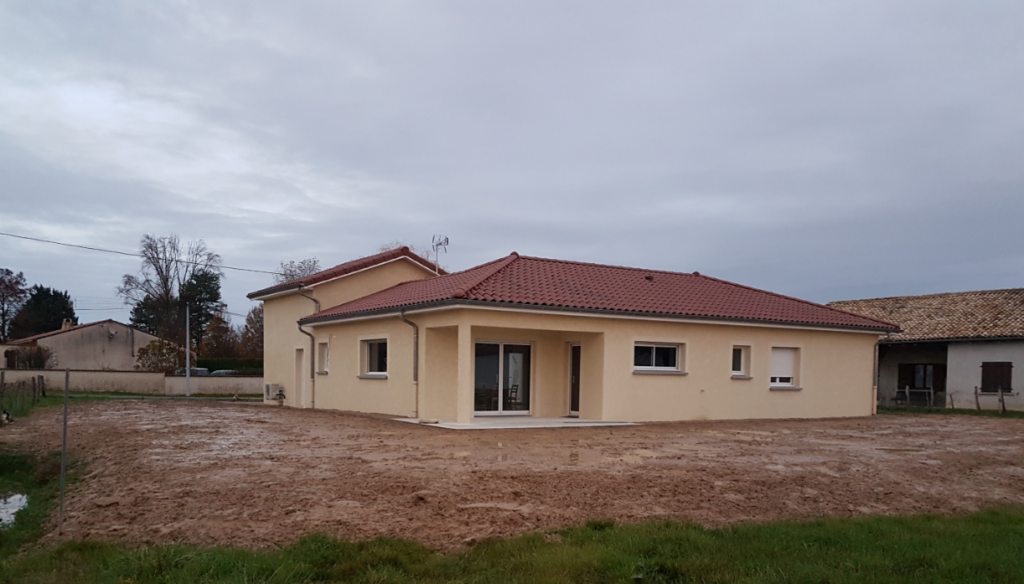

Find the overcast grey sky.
[{"left": 1, "top": 1, "right": 1022, "bottom": 325}]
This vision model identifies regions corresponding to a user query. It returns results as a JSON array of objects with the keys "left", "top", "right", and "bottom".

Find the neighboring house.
[
  {"left": 830, "top": 289, "right": 1024, "bottom": 411},
  {"left": 251, "top": 248, "right": 896, "bottom": 423},
  {"left": 1, "top": 319, "right": 161, "bottom": 371}
]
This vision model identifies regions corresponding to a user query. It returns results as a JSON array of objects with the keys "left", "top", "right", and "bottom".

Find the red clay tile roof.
[
  {"left": 247, "top": 247, "right": 442, "bottom": 299},
  {"left": 301, "top": 253, "right": 898, "bottom": 332},
  {"left": 829, "top": 289, "right": 1024, "bottom": 342}
]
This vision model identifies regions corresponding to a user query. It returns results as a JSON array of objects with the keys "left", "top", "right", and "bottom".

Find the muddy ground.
[{"left": 3, "top": 400, "right": 1024, "bottom": 550}]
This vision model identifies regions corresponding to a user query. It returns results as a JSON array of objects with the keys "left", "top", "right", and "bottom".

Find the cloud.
[{"left": 0, "top": 0, "right": 1022, "bottom": 327}]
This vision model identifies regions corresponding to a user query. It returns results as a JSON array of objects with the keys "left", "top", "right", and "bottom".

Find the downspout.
[
  {"left": 398, "top": 310, "right": 419, "bottom": 418},
  {"left": 297, "top": 288, "right": 320, "bottom": 409},
  {"left": 873, "top": 333, "right": 890, "bottom": 415}
]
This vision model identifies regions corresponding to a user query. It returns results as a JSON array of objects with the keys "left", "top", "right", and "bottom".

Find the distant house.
[
  {"left": 1, "top": 319, "right": 161, "bottom": 371},
  {"left": 250, "top": 247, "right": 897, "bottom": 423},
  {"left": 830, "top": 289, "right": 1024, "bottom": 411}
]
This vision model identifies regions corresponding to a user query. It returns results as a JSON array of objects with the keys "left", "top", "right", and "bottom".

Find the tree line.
[
  {"left": 2, "top": 234, "right": 415, "bottom": 372},
  {"left": 2, "top": 233, "right": 320, "bottom": 372}
]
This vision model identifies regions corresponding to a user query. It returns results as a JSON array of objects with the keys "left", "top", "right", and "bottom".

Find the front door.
[
  {"left": 569, "top": 344, "right": 581, "bottom": 416},
  {"left": 475, "top": 342, "right": 531, "bottom": 415}
]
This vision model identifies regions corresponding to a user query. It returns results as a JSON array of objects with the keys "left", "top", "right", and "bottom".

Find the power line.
[{"left": 0, "top": 231, "right": 284, "bottom": 276}]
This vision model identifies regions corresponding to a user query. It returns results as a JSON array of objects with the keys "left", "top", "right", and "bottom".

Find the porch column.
[{"left": 456, "top": 323, "right": 474, "bottom": 423}]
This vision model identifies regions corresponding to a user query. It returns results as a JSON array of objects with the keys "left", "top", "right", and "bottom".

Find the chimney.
[{"left": 61, "top": 318, "right": 73, "bottom": 331}]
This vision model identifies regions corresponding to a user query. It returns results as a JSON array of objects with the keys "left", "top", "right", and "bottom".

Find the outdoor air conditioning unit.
[{"left": 265, "top": 383, "right": 285, "bottom": 402}]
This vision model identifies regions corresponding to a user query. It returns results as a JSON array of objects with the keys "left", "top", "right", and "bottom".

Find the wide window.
[
  {"left": 363, "top": 340, "right": 387, "bottom": 377},
  {"left": 981, "top": 362, "right": 1013, "bottom": 392},
  {"left": 634, "top": 343, "right": 681, "bottom": 371},
  {"left": 475, "top": 342, "right": 531, "bottom": 414},
  {"left": 897, "top": 363, "right": 947, "bottom": 391},
  {"left": 770, "top": 347, "right": 798, "bottom": 387}
]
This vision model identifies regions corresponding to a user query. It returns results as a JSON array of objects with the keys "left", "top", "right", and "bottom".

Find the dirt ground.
[{"left": 3, "top": 400, "right": 1024, "bottom": 550}]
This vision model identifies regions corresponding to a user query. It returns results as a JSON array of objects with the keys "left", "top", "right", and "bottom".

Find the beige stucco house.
[
  {"left": 249, "top": 248, "right": 897, "bottom": 423},
  {"left": 1, "top": 319, "right": 161, "bottom": 371}
]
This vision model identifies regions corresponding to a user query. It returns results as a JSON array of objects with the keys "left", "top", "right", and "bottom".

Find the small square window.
[
  {"left": 363, "top": 339, "right": 388, "bottom": 376},
  {"left": 634, "top": 343, "right": 681, "bottom": 371}
]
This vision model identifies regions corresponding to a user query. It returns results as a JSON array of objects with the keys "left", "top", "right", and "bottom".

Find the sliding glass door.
[{"left": 474, "top": 342, "right": 531, "bottom": 415}]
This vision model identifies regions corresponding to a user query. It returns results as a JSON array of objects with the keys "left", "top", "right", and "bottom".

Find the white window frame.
[
  {"left": 360, "top": 338, "right": 388, "bottom": 378},
  {"left": 316, "top": 341, "right": 330, "bottom": 375},
  {"left": 633, "top": 343, "right": 683, "bottom": 372},
  {"left": 473, "top": 339, "right": 534, "bottom": 416},
  {"left": 731, "top": 345, "right": 751, "bottom": 378},
  {"left": 770, "top": 347, "right": 799, "bottom": 388}
]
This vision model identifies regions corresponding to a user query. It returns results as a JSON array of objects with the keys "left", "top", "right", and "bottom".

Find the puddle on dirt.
[{"left": 0, "top": 494, "right": 28, "bottom": 526}]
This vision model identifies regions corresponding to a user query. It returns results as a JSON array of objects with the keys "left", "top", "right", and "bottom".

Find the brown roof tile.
[
  {"left": 247, "top": 247, "right": 441, "bottom": 299},
  {"left": 829, "top": 288, "right": 1024, "bottom": 342},
  {"left": 302, "top": 253, "right": 897, "bottom": 332}
]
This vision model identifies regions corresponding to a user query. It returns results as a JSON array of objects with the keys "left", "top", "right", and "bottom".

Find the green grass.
[
  {"left": 878, "top": 405, "right": 1024, "bottom": 419},
  {"left": 3, "top": 505, "right": 1023, "bottom": 583},
  {"left": 3, "top": 420, "right": 1024, "bottom": 583},
  {"left": 0, "top": 450, "right": 69, "bottom": 562}
]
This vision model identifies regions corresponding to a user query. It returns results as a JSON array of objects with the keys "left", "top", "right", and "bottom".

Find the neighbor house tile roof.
[
  {"left": 247, "top": 247, "right": 442, "bottom": 299},
  {"left": 829, "top": 289, "right": 1024, "bottom": 342},
  {"left": 301, "top": 253, "right": 898, "bottom": 332},
  {"left": 6, "top": 320, "right": 145, "bottom": 345}
]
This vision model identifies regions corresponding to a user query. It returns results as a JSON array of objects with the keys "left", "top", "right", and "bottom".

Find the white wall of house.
[{"left": 947, "top": 340, "right": 1024, "bottom": 411}]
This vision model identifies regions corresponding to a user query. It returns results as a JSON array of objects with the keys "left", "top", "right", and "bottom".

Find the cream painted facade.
[
  {"left": 295, "top": 306, "right": 881, "bottom": 423},
  {"left": 2, "top": 320, "right": 161, "bottom": 371},
  {"left": 259, "top": 257, "right": 440, "bottom": 409}
]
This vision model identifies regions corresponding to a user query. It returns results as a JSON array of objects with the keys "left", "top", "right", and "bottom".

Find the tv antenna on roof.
[{"left": 431, "top": 235, "right": 448, "bottom": 275}]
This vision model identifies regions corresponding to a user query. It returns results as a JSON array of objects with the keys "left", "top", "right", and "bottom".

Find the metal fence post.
[{"left": 59, "top": 368, "right": 69, "bottom": 535}]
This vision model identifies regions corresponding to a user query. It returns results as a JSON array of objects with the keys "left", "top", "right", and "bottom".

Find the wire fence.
[{"left": 0, "top": 372, "right": 46, "bottom": 422}]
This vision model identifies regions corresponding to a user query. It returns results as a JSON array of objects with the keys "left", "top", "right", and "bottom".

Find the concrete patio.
[{"left": 394, "top": 416, "right": 638, "bottom": 430}]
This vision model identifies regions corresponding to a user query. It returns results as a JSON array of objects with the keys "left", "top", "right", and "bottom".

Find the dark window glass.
[
  {"left": 367, "top": 341, "right": 387, "bottom": 373},
  {"left": 654, "top": 346, "right": 677, "bottom": 368},
  {"left": 474, "top": 343, "right": 500, "bottom": 411},
  {"left": 634, "top": 345, "right": 654, "bottom": 367},
  {"left": 732, "top": 348, "right": 743, "bottom": 372},
  {"left": 503, "top": 345, "right": 531, "bottom": 411}
]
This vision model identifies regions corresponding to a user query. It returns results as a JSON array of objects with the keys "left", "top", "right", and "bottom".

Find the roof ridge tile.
[{"left": 452, "top": 253, "right": 520, "bottom": 298}]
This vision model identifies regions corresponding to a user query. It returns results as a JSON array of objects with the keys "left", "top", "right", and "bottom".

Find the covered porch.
[{"left": 418, "top": 320, "right": 607, "bottom": 423}]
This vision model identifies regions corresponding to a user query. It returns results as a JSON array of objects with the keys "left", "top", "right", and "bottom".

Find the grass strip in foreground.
[
  {"left": 0, "top": 451, "right": 67, "bottom": 562},
  {"left": 3, "top": 507, "right": 1023, "bottom": 583}
]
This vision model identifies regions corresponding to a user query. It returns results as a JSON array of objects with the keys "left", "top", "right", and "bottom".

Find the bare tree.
[
  {"left": 274, "top": 258, "right": 322, "bottom": 284},
  {"left": 118, "top": 234, "right": 224, "bottom": 348},
  {"left": 118, "top": 234, "right": 222, "bottom": 305},
  {"left": 378, "top": 240, "right": 431, "bottom": 258},
  {"left": 0, "top": 268, "right": 29, "bottom": 343}
]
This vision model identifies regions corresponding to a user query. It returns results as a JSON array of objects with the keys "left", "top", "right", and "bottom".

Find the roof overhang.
[
  {"left": 879, "top": 335, "right": 1024, "bottom": 345},
  {"left": 300, "top": 300, "right": 898, "bottom": 335},
  {"left": 248, "top": 256, "right": 440, "bottom": 301}
]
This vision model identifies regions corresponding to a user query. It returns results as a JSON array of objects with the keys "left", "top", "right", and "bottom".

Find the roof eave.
[
  {"left": 300, "top": 299, "right": 899, "bottom": 333},
  {"left": 881, "top": 335, "right": 1024, "bottom": 345},
  {"left": 247, "top": 284, "right": 304, "bottom": 301}
]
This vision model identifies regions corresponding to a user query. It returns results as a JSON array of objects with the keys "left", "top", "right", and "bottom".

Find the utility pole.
[{"left": 185, "top": 303, "right": 191, "bottom": 398}]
